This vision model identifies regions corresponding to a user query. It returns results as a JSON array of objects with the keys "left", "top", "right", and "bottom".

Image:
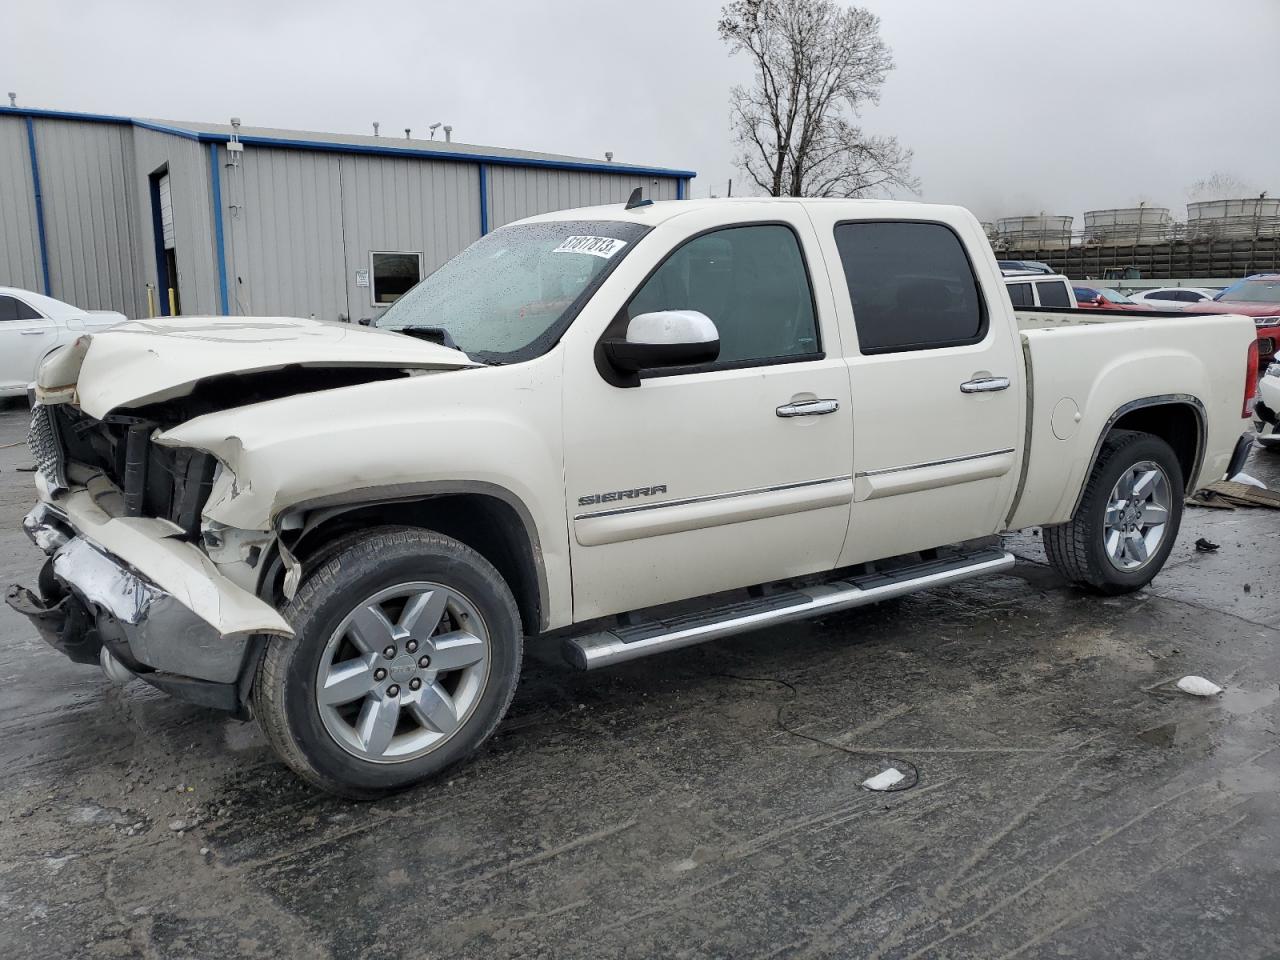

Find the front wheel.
[
  {"left": 1044, "top": 430, "right": 1184, "bottom": 595},
  {"left": 254, "top": 527, "right": 523, "bottom": 798}
]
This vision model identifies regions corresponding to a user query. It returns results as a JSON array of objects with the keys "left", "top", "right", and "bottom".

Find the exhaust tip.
[{"left": 99, "top": 646, "right": 134, "bottom": 685}]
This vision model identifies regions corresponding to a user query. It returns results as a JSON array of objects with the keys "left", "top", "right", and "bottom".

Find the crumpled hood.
[{"left": 36, "top": 315, "right": 476, "bottom": 417}]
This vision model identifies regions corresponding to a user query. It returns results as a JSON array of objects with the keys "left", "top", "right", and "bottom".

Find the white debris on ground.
[
  {"left": 1177, "top": 676, "right": 1223, "bottom": 697},
  {"left": 1229, "top": 472, "right": 1267, "bottom": 489},
  {"left": 862, "top": 767, "right": 906, "bottom": 791}
]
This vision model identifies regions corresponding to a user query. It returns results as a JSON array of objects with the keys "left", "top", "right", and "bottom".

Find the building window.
[{"left": 371, "top": 251, "right": 423, "bottom": 305}]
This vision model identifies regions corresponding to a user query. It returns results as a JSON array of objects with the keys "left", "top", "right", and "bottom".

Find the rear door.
[
  {"left": 0, "top": 294, "right": 57, "bottom": 392},
  {"left": 804, "top": 212, "right": 1025, "bottom": 566}
]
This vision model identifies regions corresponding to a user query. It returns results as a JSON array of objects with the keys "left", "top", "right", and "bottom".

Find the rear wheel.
[
  {"left": 1044, "top": 430, "right": 1184, "bottom": 595},
  {"left": 254, "top": 527, "right": 522, "bottom": 798}
]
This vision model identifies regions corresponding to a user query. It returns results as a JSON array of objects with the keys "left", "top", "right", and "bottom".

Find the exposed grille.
[
  {"left": 49, "top": 405, "right": 217, "bottom": 538},
  {"left": 27, "top": 404, "right": 67, "bottom": 492}
]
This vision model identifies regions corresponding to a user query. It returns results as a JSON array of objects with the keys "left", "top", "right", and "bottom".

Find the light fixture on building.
[
  {"left": 605, "top": 151, "right": 613, "bottom": 162},
  {"left": 428, "top": 123, "right": 441, "bottom": 140}
]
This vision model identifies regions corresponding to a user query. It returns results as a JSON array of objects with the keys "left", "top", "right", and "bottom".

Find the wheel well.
[
  {"left": 287, "top": 495, "right": 544, "bottom": 635},
  {"left": 1109, "top": 402, "right": 1201, "bottom": 483}
]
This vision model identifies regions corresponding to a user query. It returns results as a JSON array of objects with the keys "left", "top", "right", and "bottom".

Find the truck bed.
[{"left": 1007, "top": 307, "right": 1255, "bottom": 531}]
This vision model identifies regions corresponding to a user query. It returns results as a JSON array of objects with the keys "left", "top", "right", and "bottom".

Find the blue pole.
[
  {"left": 676, "top": 177, "right": 686, "bottom": 201},
  {"left": 478, "top": 163, "right": 489, "bottom": 236},
  {"left": 208, "top": 142, "right": 230, "bottom": 314},
  {"left": 24, "top": 117, "right": 52, "bottom": 296}
]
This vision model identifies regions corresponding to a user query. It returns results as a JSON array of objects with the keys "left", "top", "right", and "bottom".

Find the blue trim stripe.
[
  {"left": 134, "top": 119, "right": 204, "bottom": 142},
  {"left": 207, "top": 143, "right": 230, "bottom": 315},
  {"left": 24, "top": 117, "right": 52, "bottom": 296},
  {"left": 1, "top": 105, "right": 696, "bottom": 180},
  {"left": 222, "top": 132, "right": 696, "bottom": 179},
  {"left": 478, "top": 163, "right": 489, "bottom": 236}
]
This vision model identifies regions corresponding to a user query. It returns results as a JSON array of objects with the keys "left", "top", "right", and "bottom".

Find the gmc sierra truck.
[{"left": 7, "top": 198, "right": 1259, "bottom": 797}]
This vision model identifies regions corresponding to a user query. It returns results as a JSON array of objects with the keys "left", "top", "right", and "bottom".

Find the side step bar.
[{"left": 562, "top": 548, "right": 1016, "bottom": 670}]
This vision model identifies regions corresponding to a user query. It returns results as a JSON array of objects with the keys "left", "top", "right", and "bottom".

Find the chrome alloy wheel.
[
  {"left": 1103, "top": 460, "right": 1172, "bottom": 572},
  {"left": 315, "top": 582, "right": 491, "bottom": 763}
]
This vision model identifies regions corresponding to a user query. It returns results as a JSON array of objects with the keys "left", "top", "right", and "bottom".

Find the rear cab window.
[
  {"left": 1007, "top": 283, "right": 1032, "bottom": 307},
  {"left": 833, "top": 221, "right": 987, "bottom": 353},
  {"left": 1035, "top": 280, "right": 1071, "bottom": 308}
]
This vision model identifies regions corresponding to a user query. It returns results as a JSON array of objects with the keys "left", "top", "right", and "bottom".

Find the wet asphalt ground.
[{"left": 1, "top": 398, "right": 1279, "bottom": 960}]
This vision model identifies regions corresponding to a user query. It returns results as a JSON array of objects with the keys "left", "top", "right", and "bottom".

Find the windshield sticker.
[{"left": 552, "top": 236, "right": 628, "bottom": 259}]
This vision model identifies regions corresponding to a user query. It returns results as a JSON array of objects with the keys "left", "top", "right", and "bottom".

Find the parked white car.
[
  {"left": 1129, "top": 287, "right": 1222, "bottom": 309},
  {"left": 0, "top": 288, "right": 125, "bottom": 398},
  {"left": 7, "top": 198, "right": 1259, "bottom": 797},
  {"left": 1003, "top": 273, "right": 1078, "bottom": 309},
  {"left": 1255, "top": 362, "right": 1280, "bottom": 450}
]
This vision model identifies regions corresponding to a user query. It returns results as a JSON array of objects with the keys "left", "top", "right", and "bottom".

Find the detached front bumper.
[{"left": 6, "top": 499, "right": 292, "bottom": 713}]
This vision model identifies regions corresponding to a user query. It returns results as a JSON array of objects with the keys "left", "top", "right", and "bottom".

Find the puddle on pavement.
[{"left": 1220, "top": 685, "right": 1280, "bottom": 716}]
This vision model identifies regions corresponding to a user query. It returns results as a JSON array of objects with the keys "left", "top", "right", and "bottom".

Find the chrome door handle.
[
  {"left": 960, "top": 377, "right": 1010, "bottom": 394},
  {"left": 776, "top": 398, "right": 840, "bottom": 418},
  {"left": 19, "top": 330, "right": 46, "bottom": 336}
]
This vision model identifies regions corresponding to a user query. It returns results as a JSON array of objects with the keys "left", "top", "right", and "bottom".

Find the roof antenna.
[{"left": 625, "top": 187, "right": 653, "bottom": 210}]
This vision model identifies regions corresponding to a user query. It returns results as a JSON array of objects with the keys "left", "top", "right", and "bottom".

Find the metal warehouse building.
[{"left": 0, "top": 105, "right": 694, "bottom": 323}]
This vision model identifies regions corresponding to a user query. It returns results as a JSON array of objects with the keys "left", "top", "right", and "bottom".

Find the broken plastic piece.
[
  {"left": 862, "top": 767, "right": 906, "bottom": 791},
  {"left": 1194, "top": 537, "right": 1220, "bottom": 552},
  {"left": 1176, "top": 676, "right": 1223, "bottom": 697}
]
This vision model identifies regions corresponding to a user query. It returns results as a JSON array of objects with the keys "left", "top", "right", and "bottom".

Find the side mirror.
[{"left": 603, "top": 310, "right": 720, "bottom": 375}]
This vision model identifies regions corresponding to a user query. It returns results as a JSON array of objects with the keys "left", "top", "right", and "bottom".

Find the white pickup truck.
[{"left": 7, "top": 198, "right": 1259, "bottom": 797}]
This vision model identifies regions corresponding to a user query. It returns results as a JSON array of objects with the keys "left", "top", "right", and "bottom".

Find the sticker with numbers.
[{"left": 551, "top": 236, "right": 628, "bottom": 259}]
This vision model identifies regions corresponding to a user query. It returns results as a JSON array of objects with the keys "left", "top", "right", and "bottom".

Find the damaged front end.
[
  {"left": 9, "top": 316, "right": 477, "bottom": 713},
  {"left": 7, "top": 500, "right": 293, "bottom": 715}
]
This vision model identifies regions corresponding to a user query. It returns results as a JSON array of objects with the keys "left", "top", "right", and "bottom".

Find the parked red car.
[
  {"left": 1184, "top": 275, "right": 1280, "bottom": 377},
  {"left": 1071, "top": 286, "right": 1148, "bottom": 311}
]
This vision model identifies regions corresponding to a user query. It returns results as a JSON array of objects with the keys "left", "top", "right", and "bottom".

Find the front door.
[
  {"left": 0, "top": 294, "right": 55, "bottom": 392},
  {"left": 562, "top": 210, "right": 854, "bottom": 620},
  {"left": 805, "top": 212, "right": 1025, "bottom": 565}
]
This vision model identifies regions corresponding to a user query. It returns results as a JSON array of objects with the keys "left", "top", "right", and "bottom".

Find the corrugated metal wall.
[
  {"left": 487, "top": 167, "right": 681, "bottom": 229},
  {"left": 132, "top": 129, "right": 219, "bottom": 316},
  {"left": 0, "top": 113, "right": 692, "bottom": 322},
  {"left": 339, "top": 154, "right": 481, "bottom": 322},
  {"left": 32, "top": 118, "right": 143, "bottom": 316},
  {"left": 0, "top": 116, "right": 42, "bottom": 292},
  {"left": 221, "top": 146, "right": 347, "bottom": 320}
]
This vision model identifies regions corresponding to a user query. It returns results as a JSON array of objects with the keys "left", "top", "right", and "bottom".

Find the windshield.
[
  {"left": 1215, "top": 279, "right": 1280, "bottom": 304},
  {"left": 378, "top": 219, "right": 650, "bottom": 362},
  {"left": 1099, "top": 288, "right": 1134, "bottom": 304}
]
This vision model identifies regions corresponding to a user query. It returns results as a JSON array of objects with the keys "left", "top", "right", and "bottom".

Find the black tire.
[
  {"left": 1043, "top": 430, "right": 1184, "bottom": 595},
  {"left": 254, "top": 527, "right": 522, "bottom": 798}
]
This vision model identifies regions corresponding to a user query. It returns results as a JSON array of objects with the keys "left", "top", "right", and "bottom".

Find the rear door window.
[
  {"left": 1036, "top": 280, "right": 1071, "bottom": 308},
  {"left": 834, "top": 221, "right": 986, "bottom": 353},
  {"left": 1007, "top": 283, "right": 1032, "bottom": 307},
  {"left": 0, "top": 296, "right": 40, "bottom": 322}
]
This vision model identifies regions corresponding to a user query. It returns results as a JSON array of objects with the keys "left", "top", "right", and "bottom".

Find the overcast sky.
[{"left": 8, "top": 0, "right": 1279, "bottom": 223}]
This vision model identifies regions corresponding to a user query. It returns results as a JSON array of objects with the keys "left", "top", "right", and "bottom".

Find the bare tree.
[{"left": 719, "top": 0, "right": 918, "bottom": 198}]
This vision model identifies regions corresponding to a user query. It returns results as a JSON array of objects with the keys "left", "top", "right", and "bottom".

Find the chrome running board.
[{"left": 562, "top": 548, "right": 1015, "bottom": 670}]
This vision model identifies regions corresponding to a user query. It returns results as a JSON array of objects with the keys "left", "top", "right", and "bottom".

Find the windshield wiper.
[{"left": 395, "top": 325, "right": 461, "bottom": 351}]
